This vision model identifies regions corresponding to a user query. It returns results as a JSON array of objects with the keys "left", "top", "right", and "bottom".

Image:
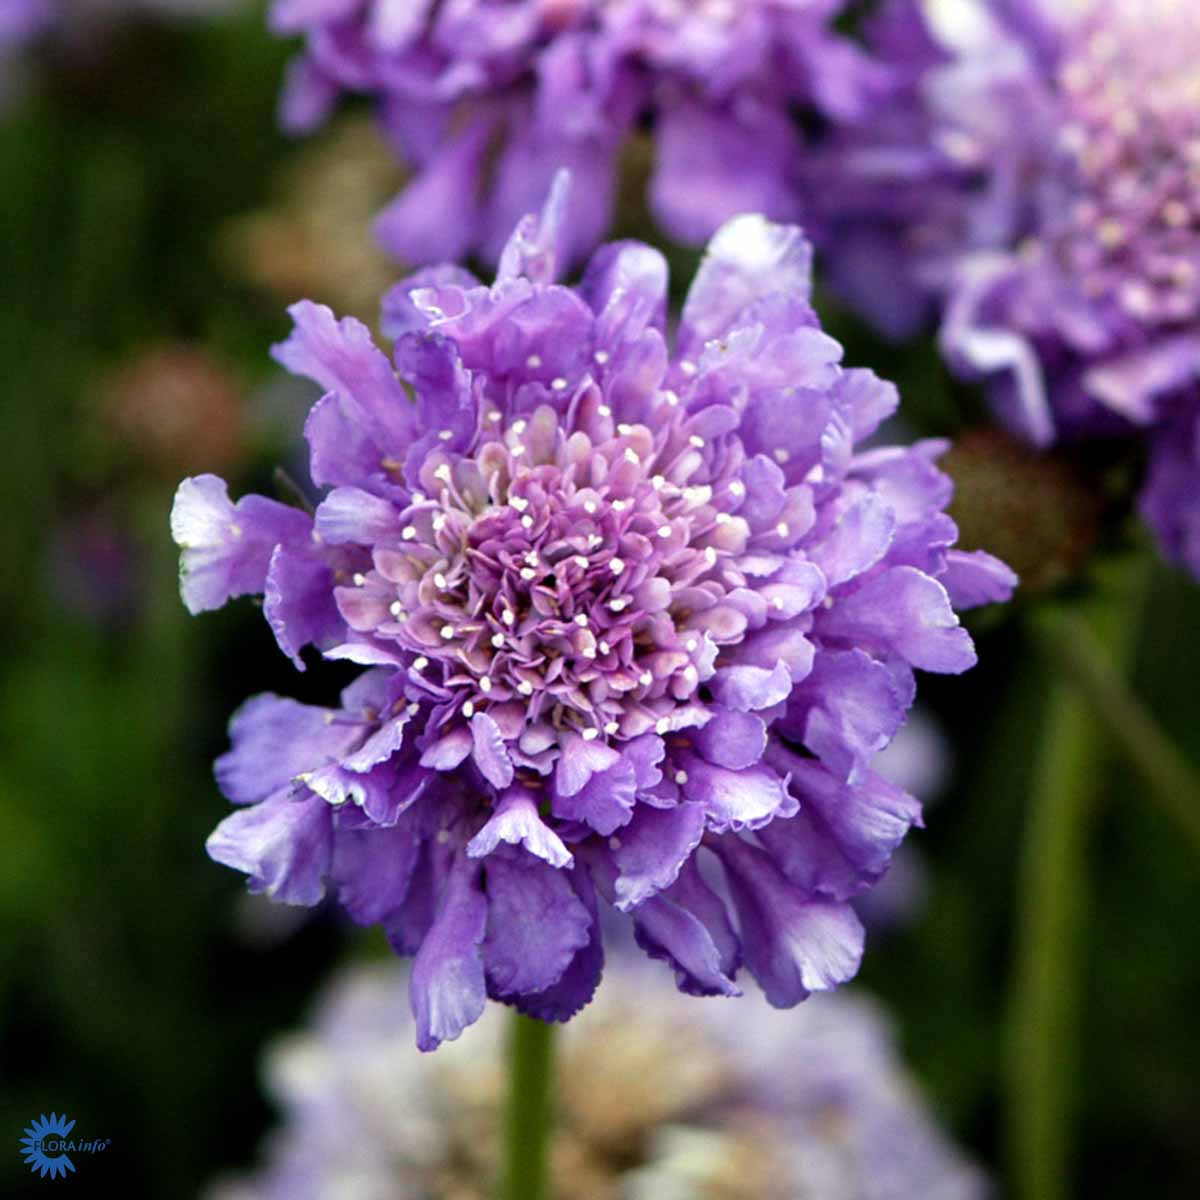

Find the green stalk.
[
  {"left": 1006, "top": 563, "right": 1144, "bottom": 1200},
  {"left": 499, "top": 1012, "right": 556, "bottom": 1200},
  {"left": 1037, "top": 612, "right": 1200, "bottom": 852}
]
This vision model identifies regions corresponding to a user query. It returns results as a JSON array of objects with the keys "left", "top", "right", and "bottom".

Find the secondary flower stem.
[
  {"left": 1006, "top": 561, "right": 1143, "bottom": 1200},
  {"left": 500, "top": 1012, "right": 556, "bottom": 1200},
  {"left": 1037, "top": 607, "right": 1200, "bottom": 852}
]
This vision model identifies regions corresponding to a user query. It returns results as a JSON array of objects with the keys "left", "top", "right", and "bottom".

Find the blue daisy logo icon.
[{"left": 20, "top": 1113, "right": 77, "bottom": 1180}]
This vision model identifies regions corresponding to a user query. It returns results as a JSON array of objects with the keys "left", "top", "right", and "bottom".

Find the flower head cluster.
[
  {"left": 271, "top": 0, "right": 895, "bottom": 266},
  {"left": 208, "top": 959, "right": 987, "bottom": 1200},
  {"left": 172, "top": 178, "right": 1013, "bottom": 1050},
  {"left": 811, "top": 0, "right": 1200, "bottom": 577}
]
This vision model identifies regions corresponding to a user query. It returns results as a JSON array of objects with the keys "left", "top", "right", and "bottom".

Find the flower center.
[
  {"left": 1051, "top": 0, "right": 1200, "bottom": 322},
  {"left": 338, "top": 393, "right": 758, "bottom": 741}
]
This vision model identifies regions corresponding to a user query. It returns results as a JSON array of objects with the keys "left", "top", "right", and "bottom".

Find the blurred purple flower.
[
  {"left": 270, "top": 0, "right": 896, "bottom": 266},
  {"left": 209, "top": 958, "right": 988, "bottom": 1200},
  {"left": 172, "top": 177, "right": 1013, "bottom": 1050},
  {"left": 811, "top": 0, "right": 1200, "bottom": 577}
]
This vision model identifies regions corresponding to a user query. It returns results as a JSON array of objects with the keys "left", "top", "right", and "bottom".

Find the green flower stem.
[
  {"left": 1036, "top": 608, "right": 1200, "bottom": 853},
  {"left": 1006, "top": 564, "right": 1144, "bottom": 1200},
  {"left": 499, "top": 1012, "right": 556, "bottom": 1200}
]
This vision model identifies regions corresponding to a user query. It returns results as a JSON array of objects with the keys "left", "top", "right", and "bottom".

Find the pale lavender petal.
[
  {"left": 206, "top": 791, "right": 333, "bottom": 906},
  {"left": 481, "top": 852, "right": 591, "bottom": 997},
  {"left": 410, "top": 857, "right": 488, "bottom": 1051}
]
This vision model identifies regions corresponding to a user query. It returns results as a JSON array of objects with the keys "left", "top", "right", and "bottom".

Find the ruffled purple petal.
[
  {"left": 206, "top": 791, "right": 334, "bottom": 906},
  {"left": 410, "top": 856, "right": 488, "bottom": 1051}
]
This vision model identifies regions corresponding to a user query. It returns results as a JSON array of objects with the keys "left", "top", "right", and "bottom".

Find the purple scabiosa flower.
[
  {"left": 208, "top": 958, "right": 988, "bottom": 1200},
  {"left": 811, "top": 0, "right": 1200, "bottom": 578},
  {"left": 171, "top": 177, "right": 1014, "bottom": 1050},
  {"left": 269, "top": 0, "right": 893, "bottom": 266}
]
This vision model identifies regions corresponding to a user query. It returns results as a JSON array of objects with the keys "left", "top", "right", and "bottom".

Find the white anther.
[
  {"left": 517, "top": 680, "right": 534, "bottom": 696},
  {"left": 639, "top": 671, "right": 653, "bottom": 687},
  {"left": 411, "top": 491, "right": 426, "bottom": 503},
  {"left": 512, "top": 419, "right": 528, "bottom": 435},
  {"left": 776, "top": 522, "right": 789, "bottom": 537},
  {"left": 526, "top": 354, "right": 542, "bottom": 368},
  {"left": 509, "top": 495, "right": 529, "bottom": 512},
  {"left": 389, "top": 601, "right": 405, "bottom": 617},
  {"left": 715, "top": 512, "right": 730, "bottom": 524},
  {"left": 617, "top": 423, "right": 634, "bottom": 435},
  {"left": 440, "top": 625, "right": 455, "bottom": 640},
  {"left": 679, "top": 361, "right": 697, "bottom": 376},
  {"left": 686, "top": 639, "right": 697, "bottom": 651},
  {"left": 684, "top": 485, "right": 713, "bottom": 506},
  {"left": 462, "top": 701, "right": 475, "bottom": 717},
  {"left": 612, "top": 499, "right": 629, "bottom": 511},
  {"left": 574, "top": 555, "right": 589, "bottom": 569},
  {"left": 491, "top": 633, "right": 506, "bottom": 648},
  {"left": 432, "top": 515, "right": 447, "bottom": 532},
  {"left": 597, "top": 404, "right": 612, "bottom": 418},
  {"left": 434, "top": 573, "right": 447, "bottom": 589},
  {"left": 599, "top": 640, "right": 611, "bottom": 655},
  {"left": 413, "top": 656, "right": 429, "bottom": 671},
  {"left": 822, "top": 595, "right": 835, "bottom": 610},
  {"left": 402, "top": 525, "right": 417, "bottom": 541},
  {"left": 583, "top": 499, "right": 598, "bottom": 514},
  {"left": 581, "top": 646, "right": 597, "bottom": 660},
  {"left": 683, "top": 665, "right": 697, "bottom": 681},
  {"left": 609, "top": 557, "right": 626, "bottom": 575},
  {"left": 436, "top": 829, "right": 451, "bottom": 845},
  {"left": 574, "top": 614, "right": 589, "bottom": 627},
  {"left": 773, "top": 448, "right": 789, "bottom": 464},
  {"left": 525, "top": 551, "right": 539, "bottom": 567},
  {"left": 663, "top": 390, "right": 680, "bottom": 406},
  {"left": 704, "top": 547, "right": 718, "bottom": 566},
  {"left": 655, "top": 718, "right": 670, "bottom": 735},
  {"left": 651, "top": 475, "right": 666, "bottom": 490},
  {"left": 406, "top": 703, "right": 420, "bottom": 716},
  {"left": 520, "top": 568, "right": 537, "bottom": 581},
  {"left": 729, "top": 480, "right": 745, "bottom": 497},
  {"left": 674, "top": 770, "right": 688, "bottom": 785},
  {"left": 502, "top": 609, "right": 516, "bottom": 626},
  {"left": 479, "top": 678, "right": 492, "bottom": 693},
  {"left": 352, "top": 573, "right": 366, "bottom": 586},
  {"left": 594, "top": 350, "right": 610, "bottom": 365},
  {"left": 438, "top": 429, "right": 453, "bottom": 441},
  {"left": 771, "top": 596, "right": 784, "bottom": 610},
  {"left": 624, "top": 448, "right": 639, "bottom": 465},
  {"left": 609, "top": 598, "right": 628, "bottom": 612},
  {"left": 434, "top": 463, "right": 452, "bottom": 482},
  {"left": 521, "top": 515, "right": 533, "bottom": 529},
  {"left": 658, "top": 525, "right": 672, "bottom": 538},
  {"left": 689, "top": 435, "right": 705, "bottom": 448},
  {"left": 604, "top": 721, "right": 620, "bottom": 735},
  {"left": 582, "top": 727, "right": 599, "bottom": 741},
  {"left": 511, "top": 443, "right": 526, "bottom": 457},
  {"left": 488, "top": 411, "right": 503, "bottom": 423},
  {"left": 551, "top": 377, "right": 568, "bottom": 391},
  {"left": 588, "top": 534, "right": 604, "bottom": 549}
]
